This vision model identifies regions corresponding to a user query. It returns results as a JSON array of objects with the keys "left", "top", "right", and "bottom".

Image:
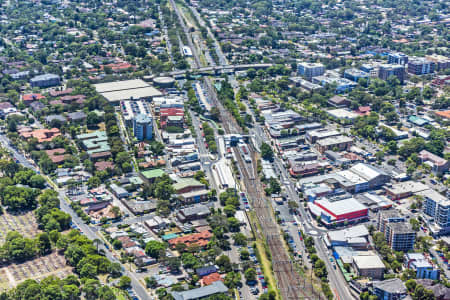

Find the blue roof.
[{"left": 196, "top": 265, "right": 217, "bottom": 276}]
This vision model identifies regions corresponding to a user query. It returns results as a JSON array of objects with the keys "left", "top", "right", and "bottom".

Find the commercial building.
[
  {"left": 94, "top": 79, "right": 162, "bottom": 104},
  {"left": 408, "top": 57, "right": 435, "bottom": 75},
  {"left": 306, "top": 128, "right": 341, "bottom": 143},
  {"left": 308, "top": 196, "right": 368, "bottom": 226},
  {"left": 177, "top": 203, "right": 211, "bottom": 222},
  {"left": 405, "top": 253, "right": 440, "bottom": 280},
  {"left": 360, "top": 64, "right": 379, "bottom": 78},
  {"left": 326, "top": 224, "right": 369, "bottom": 247},
  {"left": 344, "top": 68, "right": 370, "bottom": 82},
  {"left": 426, "top": 54, "right": 450, "bottom": 71},
  {"left": 384, "top": 181, "right": 429, "bottom": 200},
  {"left": 298, "top": 163, "right": 390, "bottom": 194},
  {"left": 312, "top": 75, "right": 357, "bottom": 93},
  {"left": 194, "top": 82, "right": 211, "bottom": 112},
  {"left": 289, "top": 77, "right": 322, "bottom": 91},
  {"left": 171, "top": 281, "right": 228, "bottom": 300},
  {"left": 372, "top": 278, "right": 407, "bottom": 300},
  {"left": 133, "top": 114, "right": 153, "bottom": 141},
  {"left": 316, "top": 135, "right": 353, "bottom": 153},
  {"left": 418, "top": 150, "right": 449, "bottom": 175},
  {"left": 388, "top": 52, "right": 408, "bottom": 65},
  {"left": 327, "top": 108, "right": 359, "bottom": 122},
  {"left": 352, "top": 255, "right": 385, "bottom": 280},
  {"left": 30, "top": 73, "right": 60, "bottom": 88},
  {"left": 378, "top": 210, "right": 416, "bottom": 251},
  {"left": 160, "top": 107, "right": 184, "bottom": 129},
  {"left": 422, "top": 189, "right": 450, "bottom": 236},
  {"left": 378, "top": 64, "right": 405, "bottom": 83},
  {"left": 297, "top": 62, "right": 325, "bottom": 79}
]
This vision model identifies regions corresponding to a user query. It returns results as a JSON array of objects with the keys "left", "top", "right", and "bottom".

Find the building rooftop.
[
  {"left": 385, "top": 181, "right": 429, "bottom": 195},
  {"left": 141, "top": 169, "right": 166, "bottom": 179},
  {"left": 353, "top": 254, "right": 385, "bottom": 269},
  {"left": 373, "top": 278, "right": 407, "bottom": 294},
  {"left": 171, "top": 281, "right": 228, "bottom": 300},
  {"left": 327, "top": 108, "right": 359, "bottom": 120},
  {"left": 315, "top": 197, "right": 368, "bottom": 216},
  {"left": 388, "top": 222, "right": 415, "bottom": 234}
]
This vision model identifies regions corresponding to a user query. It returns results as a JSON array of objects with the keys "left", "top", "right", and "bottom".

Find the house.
[
  {"left": 94, "top": 161, "right": 115, "bottom": 171},
  {"left": 201, "top": 273, "right": 223, "bottom": 286},
  {"left": 168, "top": 230, "right": 212, "bottom": 249},
  {"left": 49, "top": 88, "right": 73, "bottom": 97},
  {"left": 29, "top": 101, "right": 46, "bottom": 112},
  {"left": 355, "top": 106, "right": 371, "bottom": 116},
  {"left": 196, "top": 265, "right": 218, "bottom": 277},
  {"left": 22, "top": 93, "right": 45, "bottom": 105},
  {"left": 67, "top": 111, "right": 87, "bottom": 122},
  {"left": 45, "top": 148, "right": 67, "bottom": 164},
  {"left": 45, "top": 114, "right": 66, "bottom": 124},
  {"left": 372, "top": 278, "right": 407, "bottom": 300},
  {"left": 0, "top": 102, "right": 17, "bottom": 118}
]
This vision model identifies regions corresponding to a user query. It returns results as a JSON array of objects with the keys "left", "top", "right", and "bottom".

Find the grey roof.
[
  {"left": 30, "top": 101, "right": 45, "bottom": 111},
  {"left": 179, "top": 204, "right": 210, "bottom": 217},
  {"left": 30, "top": 73, "right": 59, "bottom": 81},
  {"left": 45, "top": 114, "right": 66, "bottom": 122},
  {"left": 68, "top": 111, "right": 86, "bottom": 120},
  {"left": 171, "top": 281, "right": 228, "bottom": 300},
  {"left": 373, "top": 278, "right": 407, "bottom": 294}
]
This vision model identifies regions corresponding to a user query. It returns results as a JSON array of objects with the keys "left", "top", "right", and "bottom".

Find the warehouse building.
[
  {"left": 95, "top": 79, "right": 162, "bottom": 104},
  {"left": 308, "top": 196, "right": 369, "bottom": 226}
]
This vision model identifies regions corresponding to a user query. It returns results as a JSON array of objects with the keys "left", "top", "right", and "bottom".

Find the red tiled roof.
[
  {"left": 23, "top": 93, "right": 45, "bottom": 101},
  {"left": 20, "top": 128, "right": 61, "bottom": 143},
  {"left": 49, "top": 88, "right": 73, "bottom": 97},
  {"left": 168, "top": 230, "right": 212, "bottom": 248},
  {"left": 201, "top": 273, "right": 223, "bottom": 286},
  {"left": 94, "top": 161, "right": 115, "bottom": 171}
]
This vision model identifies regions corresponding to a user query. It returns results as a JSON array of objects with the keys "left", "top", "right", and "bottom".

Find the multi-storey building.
[
  {"left": 388, "top": 52, "right": 408, "bottom": 65},
  {"left": 377, "top": 210, "right": 416, "bottom": 251},
  {"left": 298, "top": 62, "right": 325, "bottom": 79},
  {"left": 422, "top": 189, "right": 450, "bottom": 236},
  {"left": 378, "top": 64, "right": 405, "bottom": 83},
  {"left": 133, "top": 114, "right": 153, "bottom": 141},
  {"left": 408, "top": 58, "right": 435, "bottom": 75}
]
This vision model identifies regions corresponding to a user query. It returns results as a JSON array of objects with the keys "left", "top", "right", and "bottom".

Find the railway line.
[
  {"left": 168, "top": 0, "right": 317, "bottom": 298},
  {"left": 202, "top": 48, "right": 313, "bottom": 300}
]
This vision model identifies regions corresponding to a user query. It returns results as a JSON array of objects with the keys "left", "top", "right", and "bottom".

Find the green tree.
[
  {"left": 261, "top": 142, "right": 274, "bottom": 161},
  {"left": 118, "top": 276, "right": 131, "bottom": 289},
  {"left": 244, "top": 268, "right": 257, "bottom": 282},
  {"left": 145, "top": 241, "right": 166, "bottom": 259}
]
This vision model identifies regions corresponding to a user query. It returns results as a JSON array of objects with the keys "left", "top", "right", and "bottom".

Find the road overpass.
[{"left": 145, "top": 63, "right": 274, "bottom": 80}]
